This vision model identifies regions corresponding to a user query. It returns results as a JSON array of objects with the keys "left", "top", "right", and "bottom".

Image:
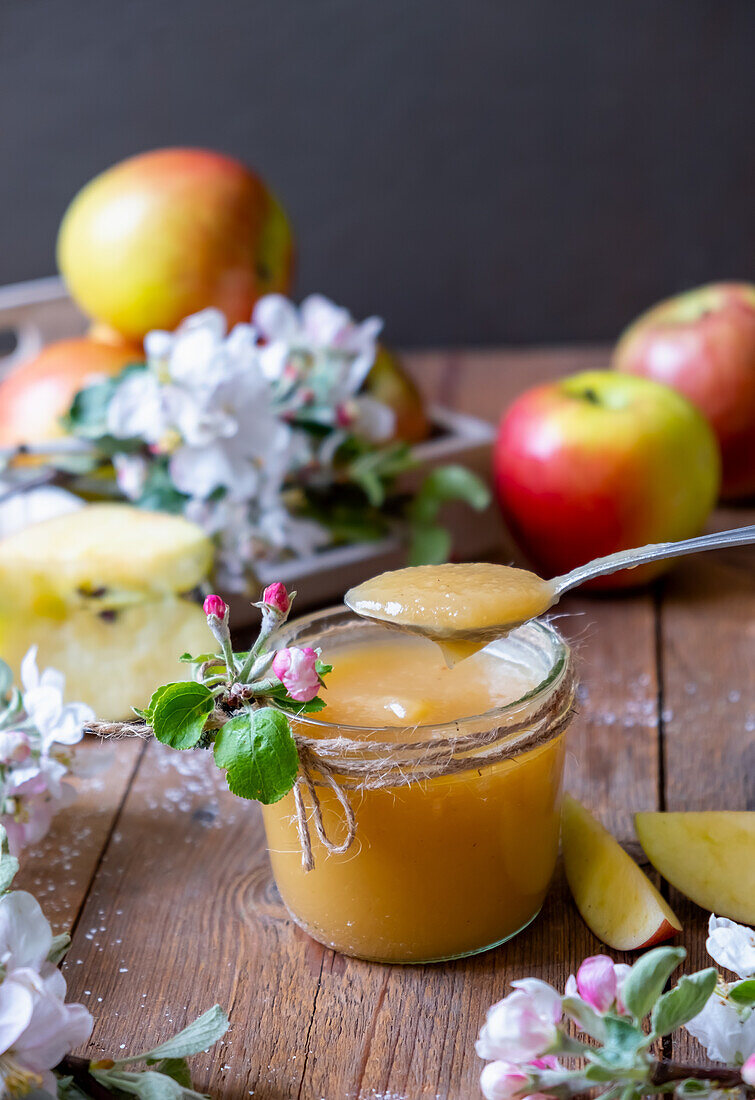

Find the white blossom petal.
[
  {"left": 253, "top": 295, "right": 301, "bottom": 341},
  {"left": 0, "top": 976, "right": 34, "bottom": 1052},
  {"left": 0, "top": 893, "right": 53, "bottom": 971},
  {"left": 707, "top": 916, "right": 755, "bottom": 979}
]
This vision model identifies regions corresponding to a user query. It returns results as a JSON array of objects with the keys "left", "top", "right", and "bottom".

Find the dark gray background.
[{"left": 1, "top": 0, "right": 753, "bottom": 346}]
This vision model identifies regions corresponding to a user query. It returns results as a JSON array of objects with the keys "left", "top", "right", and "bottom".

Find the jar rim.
[{"left": 270, "top": 606, "right": 570, "bottom": 737}]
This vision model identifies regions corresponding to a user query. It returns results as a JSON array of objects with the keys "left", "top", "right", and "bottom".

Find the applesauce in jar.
[{"left": 261, "top": 608, "right": 573, "bottom": 963}]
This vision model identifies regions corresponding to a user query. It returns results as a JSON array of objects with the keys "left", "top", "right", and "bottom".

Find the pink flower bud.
[
  {"left": 336, "top": 401, "right": 355, "bottom": 428},
  {"left": 0, "top": 730, "right": 32, "bottom": 765},
  {"left": 272, "top": 646, "right": 320, "bottom": 702},
  {"left": 743, "top": 1054, "right": 755, "bottom": 1087},
  {"left": 263, "top": 583, "right": 290, "bottom": 615},
  {"left": 203, "top": 594, "right": 228, "bottom": 620},
  {"left": 576, "top": 955, "right": 618, "bottom": 1014},
  {"left": 480, "top": 1061, "right": 529, "bottom": 1100}
]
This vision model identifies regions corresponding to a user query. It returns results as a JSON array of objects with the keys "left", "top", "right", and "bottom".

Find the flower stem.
[
  {"left": 650, "top": 1060, "right": 750, "bottom": 1090},
  {"left": 56, "top": 1055, "right": 117, "bottom": 1100}
]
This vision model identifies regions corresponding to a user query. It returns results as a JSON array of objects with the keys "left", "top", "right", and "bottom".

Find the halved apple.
[
  {"left": 635, "top": 812, "right": 755, "bottom": 924},
  {"left": 562, "top": 794, "right": 682, "bottom": 950},
  {"left": 0, "top": 503, "right": 213, "bottom": 617},
  {"left": 0, "top": 597, "right": 210, "bottom": 720}
]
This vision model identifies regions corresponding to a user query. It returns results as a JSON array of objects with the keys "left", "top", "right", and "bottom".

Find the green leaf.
[
  {"left": 136, "top": 463, "right": 189, "bottom": 515},
  {"left": 178, "top": 652, "right": 220, "bottom": 665},
  {"left": 600, "top": 1015, "right": 647, "bottom": 1065},
  {"left": 94, "top": 1070, "right": 187, "bottom": 1100},
  {"left": 729, "top": 979, "right": 755, "bottom": 1007},
  {"left": 651, "top": 969, "right": 718, "bottom": 1036},
  {"left": 621, "top": 946, "right": 687, "bottom": 1020},
  {"left": 151, "top": 1060, "right": 192, "bottom": 1088},
  {"left": 0, "top": 658, "right": 13, "bottom": 698},
  {"left": 141, "top": 683, "right": 173, "bottom": 723},
  {"left": 47, "top": 932, "right": 71, "bottom": 965},
  {"left": 136, "top": 1005, "right": 229, "bottom": 1062},
  {"left": 410, "top": 464, "right": 491, "bottom": 525},
  {"left": 151, "top": 682, "right": 214, "bottom": 750},
  {"left": 408, "top": 522, "right": 451, "bottom": 566},
  {"left": 562, "top": 995, "right": 607, "bottom": 1042},
  {"left": 65, "top": 363, "right": 146, "bottom": 439},
  {"left": 0, "top": 825, "right": 19, "bottom": 893},
  {"left": 214, "top": 708, "right": 298, "bottom": 804}
]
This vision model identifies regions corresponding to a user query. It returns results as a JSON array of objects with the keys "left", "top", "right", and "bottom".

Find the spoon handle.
[{"left": 552, "top": 524, "right": 755, "bottom": 596}]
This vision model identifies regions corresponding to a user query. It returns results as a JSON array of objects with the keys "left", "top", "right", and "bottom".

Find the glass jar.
[{"left": 261, "top": 608, "right": 574, "bottom": 964}]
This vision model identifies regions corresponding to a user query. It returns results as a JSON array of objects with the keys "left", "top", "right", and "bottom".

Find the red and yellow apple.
[
  {"left": 494, "top": 370, "right": 720, "bottom": 588},
  {"left": 635, "top": 811, "right": 755, "bottom": 924},
  {"left": 57, "top": 147, "right": 293, "bottom": 342},
  {"left": 0, "top": 337, "right": 143, "bottom": 447},
  {"left": 614, "top": 283, "right": 755, "bottom": 500},
  {"left": 562, "top": 794, "right": 682, "bottom": 951},
  {"left": 364, "top": 345, "right": 430, "bottom": 444}
]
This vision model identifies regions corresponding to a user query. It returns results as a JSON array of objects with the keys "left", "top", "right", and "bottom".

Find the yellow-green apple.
[
  {"left": 363, "top": 345, "right": 430, "bottom": 443},
  {"left": 494, "top": 370, "right": 720, "bottom": 588},
  {"left": 0, "top": 503, "right": 213, "bottom": 618},
  {"left": 562, "top": 794, "right": 682, "bottom": 951},
  {"left": 0, "top": 337, "right": 143, "bottom": 447},
  {"left": 57, "top": 147, "right": 293, "bottom": 342},
  {"left": 614, "top": 283, "right": 755, "bottom": 499},
  {"left": 635, "top": 811, "right": 755, "bottom": 924},
  {"left": 0, "top": 503, "right": 214, "bottom": 718}
]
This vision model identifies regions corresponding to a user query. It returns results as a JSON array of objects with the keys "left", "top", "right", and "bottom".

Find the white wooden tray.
[{"left": 0, "top": 277, "right": 509, "bottom": 616}]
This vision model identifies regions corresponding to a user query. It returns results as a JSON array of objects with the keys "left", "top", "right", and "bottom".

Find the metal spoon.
[{"left": 345, "top": 525, "right": 755, "bottom": 648}]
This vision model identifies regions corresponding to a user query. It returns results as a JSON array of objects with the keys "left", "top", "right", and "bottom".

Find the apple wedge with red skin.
[
  {"left": 614, "top": 283, "right": 755, "bottom": 500},
  {"left": 635, "top": 811, "right": 755, "bottom": 925},
  {"left": 562, "top": 794, "right": 682, "bottom": 951}
]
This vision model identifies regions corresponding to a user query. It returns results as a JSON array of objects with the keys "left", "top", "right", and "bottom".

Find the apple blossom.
[
  {"left": 272, "top": 647, "right": 321, "bottom": 703},
  {"left": 684, "top": 915, "right": 755, "bottom": 1065},
  {"left": 0, "top": 891, "right": 93, "bottom": 1096},
  {"left": 705, "top": 914, "right": 755, "bottom": 979},
  {"left": 476, "top": 979, "right": 562, "bottom": 1063},
  {"left": 0, "top": 732, "right": 31, "bottom": 766},
  {"left": 20, "top": 648, "right": 94, "bottom": 752},
  {"left": 0, "top": 651, "right": 93, "bottom": 855},
  {"left": 742, "top": 1053, "right": 755, "bottom": 1086}
]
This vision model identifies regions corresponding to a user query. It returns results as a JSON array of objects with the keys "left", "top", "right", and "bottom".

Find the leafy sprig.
[{"left": 142, "top": 586, "right": 327, "bottom": 805}]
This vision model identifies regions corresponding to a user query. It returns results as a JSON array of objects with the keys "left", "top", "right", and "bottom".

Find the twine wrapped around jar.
[{"left": 84, "top": 657, "right": 577, "bottom": 873}]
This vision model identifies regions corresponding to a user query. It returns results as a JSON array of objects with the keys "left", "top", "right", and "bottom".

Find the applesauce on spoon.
[{"left": 344, "top": 561, "right": 557, "bottom": 659}]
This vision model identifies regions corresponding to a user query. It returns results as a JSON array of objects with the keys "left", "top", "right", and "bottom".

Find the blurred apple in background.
[
  {"left": 494, "top": 370, "right": 720, "bottom": 588},
  {"left": 364, "top": 345, "right": 430, "bottom": 443},
  {"left": 613, "top": 283, "right": 755, "bottom": 500},
  {"left": 57, "top": 147, "right": 293, "bottom": 342},
  {"left": 0, "top": 336, "right": 143, "bottom": 447}
]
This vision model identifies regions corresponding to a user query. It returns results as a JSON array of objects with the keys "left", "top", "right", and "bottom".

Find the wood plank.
[
  {"left": 659, "top": 504, "right": 755, "bottom": 1067},
  {"left": 14, "top": 737, "right": 142, "bottom": 934}
]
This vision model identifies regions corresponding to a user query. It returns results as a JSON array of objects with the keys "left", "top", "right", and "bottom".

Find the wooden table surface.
[{"left": 18, "top": 347, "right": 754, "bottom": 1100}]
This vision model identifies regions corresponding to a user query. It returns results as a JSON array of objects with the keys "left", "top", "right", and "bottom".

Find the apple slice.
[
  {"left": 635, "top": 812, "right": 755, "bottom": 924},
  {"left": 562, "top": 794, "right": 682, "bottom": 950}
]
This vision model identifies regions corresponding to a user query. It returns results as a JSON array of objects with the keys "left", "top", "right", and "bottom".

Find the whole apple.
[
  {"left": 57, "top": 147, "right": 293, "bottom": 342},
  {"left": 0, "top": 337, "right": 143, "bottom": 447},
  {"left": 364, "top": 345, "right": 430, "bottom": 443},
  {"left": 494, "top": 370, "right": 720, "bottom": 588},
  {"left": 613, "top": 283, "right": 755, "bottom": 499}
]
